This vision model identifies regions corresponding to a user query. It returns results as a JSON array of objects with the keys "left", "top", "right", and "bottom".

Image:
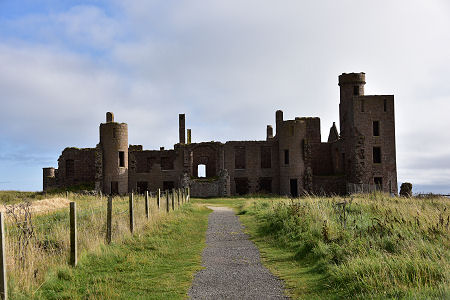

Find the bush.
[{"left": 400, "top": 182, "right": 413, "bottom": 197}]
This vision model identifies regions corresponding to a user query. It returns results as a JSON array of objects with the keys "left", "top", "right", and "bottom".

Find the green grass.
[
  {"left": 0, "top": 191, "right": 48, "bottom": 204},
  {"left": 29, "top": 204, "right": 210, "bottom": 299},
  {"left": 197, "top": 195, "right": 450, "bottom": 299}
]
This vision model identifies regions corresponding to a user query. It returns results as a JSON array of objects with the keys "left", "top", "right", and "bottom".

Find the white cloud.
[{"left": 1, "top": 0, "right": 450, "bottom": 191}]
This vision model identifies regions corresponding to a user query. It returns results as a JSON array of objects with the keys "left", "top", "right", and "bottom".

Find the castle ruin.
[{"left": 43, "top": 72, "right": 398, "bottom": 196}]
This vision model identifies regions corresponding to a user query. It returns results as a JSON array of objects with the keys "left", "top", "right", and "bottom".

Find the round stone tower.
[
  {"left": 99, "top": 112, "right": 128, "bottom": 195},
  {"left": 338, "top": 72, "right": 366, "bottom": 139}
]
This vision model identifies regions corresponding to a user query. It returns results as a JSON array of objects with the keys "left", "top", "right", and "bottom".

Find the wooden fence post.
[
  {"left": 145, "top": 191, "right": 149, "bottom": 219},
  {"left": 171, "top": 189, "right": 175, "bottom": 210},
  {"left": 166, "top": 190, "right": 170, "bottom": 213},
  {"left": 129, "top": 193, "right": 134, "bottom": 233},
  {"left": 157, "top": 188, "right": 161, "bottom": 210},
  {"left": 0, "top": 212, "right": 7, "bottom": 300},
  {"left": 70, "top": 202, "right": 77, "bottom": 267},
  {"left": 106, "top": 196, "right": 112, "bottom": 244}
]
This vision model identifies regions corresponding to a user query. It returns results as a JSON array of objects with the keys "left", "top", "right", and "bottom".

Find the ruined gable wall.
[
  {"left": 128, "top": 147, "right": 184, "bottom": 192},
  {"left": 56, "top": 147, "right": 96, "bottom": 188},
  {"left": 224, "top": 140, "right": 279, "bottom": 195}
]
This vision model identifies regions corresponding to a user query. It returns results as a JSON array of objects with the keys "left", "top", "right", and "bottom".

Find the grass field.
[
  {"left": 2, "top": 192, "right": 448, "bottom": 299},
  {"left": 34, "top": 204, "right": 210, "bottom": 299},
  {"left": 194, "top": 194, "right": 450, "bottom": 299},
  {"left": 0, "top": 191, "right": 194, "bottom": 299}
]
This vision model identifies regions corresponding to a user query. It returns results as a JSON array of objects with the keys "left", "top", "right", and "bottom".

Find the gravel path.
[{"left": 189, "top": 206, "right": 289, "bottom": 300}]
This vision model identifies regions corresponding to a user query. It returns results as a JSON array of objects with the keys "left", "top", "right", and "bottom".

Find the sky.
[{"left": 0, "top": 0, "right": 449, "bottom": 194}]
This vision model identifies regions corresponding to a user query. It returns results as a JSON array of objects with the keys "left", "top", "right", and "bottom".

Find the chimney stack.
[{"left": 179, "top": 114, "right": 185, "bottom": 144}]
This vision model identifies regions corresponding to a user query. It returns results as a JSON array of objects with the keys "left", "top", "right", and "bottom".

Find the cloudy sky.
[{"left": 0, "top": 0, "right": 449, "bottom": 193}]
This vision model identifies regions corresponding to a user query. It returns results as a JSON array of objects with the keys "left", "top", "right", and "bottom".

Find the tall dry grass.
[
  {"left": 3, "top": 191, "right": 178, "bottom": 297},
  {"left": 242, "top": 193, "right": 449, "bottom": 298}
]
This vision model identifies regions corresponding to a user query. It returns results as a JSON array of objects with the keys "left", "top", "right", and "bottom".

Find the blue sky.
[{"left": 1, "top": 0, "right": 450, "bottom": 193}]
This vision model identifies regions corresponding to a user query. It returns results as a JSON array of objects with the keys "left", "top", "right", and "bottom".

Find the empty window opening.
[
  {"left": 161, "top": 156, "right": 174, "bottom": 170},
  {"left": 373, "top": 121, "right": 380, "bottom": 136},
  {"left": 290, "top": 179, "right": 298, "bottom": 198},
  {"left": 234, "top": 146, "right": 246, "bottom": 169},
  {"left": 235, "top": 177, "right": 249, "bottom": 195},
  {"left": 284, "top": 149, "right": 290, "bottom": 165},
  {"left": 113, "top": 128, "right": 117, "bottom": 138},
  {"left": 384, "top": 99, "right": 387, "bottom": 112},
  {"left": 373, "top": 147, "right": 381, "bottom": 163},
  {"left": 197, "top": 164, "right": 206, "bottom": 178},
  {"left": 374, "top": 177, "right": 383, "bottom": 190},
  {"left": 261, "top": 146, "right": 272, "bottom": 169},
  {"left": 353, "top": 85, "right": 359, "bottom": 96},
  {"left": 163, "top": 181, "right": 174, "bottom": 191},
  {"left": 259, "top": 177, "right": 272, "bottom": 193},
  {"left": 65, "top": 159, "right": 74, "bottom": 177},
  {"left": 118, "top": 151, "right": 125, "bottom": 167},
  {"left": 137, "top": 181, "right": 148, "bottom": 194},
  {"left": 360, "top": 99, "right": 365, "bottom": 112}
]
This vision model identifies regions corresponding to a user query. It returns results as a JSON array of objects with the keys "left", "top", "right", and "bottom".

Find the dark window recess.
[
  {"left": 342, "top": 153, "right": 346, "bottom": 171},
  {"left": 110, "top": 181, "right": 119, "bottom": 195},
  {"left": 361, "top": 99, "right": 365, "bottom": 112},
  {"left": 260, "top": 146, "right": 272, "bottom": 169},
  {"left": 374, "top": 177, "right": 383, "bottom": 189},
  {"left": 113, "top": 128, "right": 117, "bottom": 138},
  {"left": 284, "top": 149, "right": 290, "bottom": 165},
  {"left": 163, "top": 181, "right": 174, "bottom": 191},
  {"left": 384, "top": 99, "right": 387, "bottom": 112},
  {"left": 119, "top": 151, "right": 125, "bottom": 167},
  {"left": 258, "top": 177, "right": 272, "bottom": 193},
  {"left": 373, "top": 121, "right": 380, "bottom": 136},
  {"left": 290, "top": 179, "right": 298, "bottom": 197},
  {"left": 373, "top": 147, "right": 382, "bottom": 163},
  {"left": 161, "top": 156, "right": 174, "bottom": 170},
  {"left": 235, "top": 177, "right": 249, "bottom": 195},
  {"left": 234, "top": 146, "right": 246, "bottom": 169},
  {"left": 137, "top": 181, "right": 148, "bottom": 194},
  {"left": 353, "top": 85, "right": 359, "bottom": 96},
  {"left": 65, "top": 159, "right": 75, "bottom": 177},
  {"left": 147, "top": 157, "right": 156, "bottom": 172}
]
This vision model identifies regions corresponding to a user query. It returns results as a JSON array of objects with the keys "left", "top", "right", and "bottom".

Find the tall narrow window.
[
  {"left": 353, "top": 85, "right": 359, "bottom": 96},
  {"left": 119, "top": 151, "right": 125, "bottom": 167},
  {"left": 284, "top": 149, "right": 290, "bottom": 165},
  {"left": 261, "top": 146, "right": 272, "bottom": 169},
  {"left": 113, "top": 128, "right": 117, "bottom": 138},
  {"left": 373, "top": 121, "right": 380, "bottom": 136},
  {"left": 373, "top": 147, "right": 381, "bottom": 164},
  {"left": 384, "top": 99, "right": 387, "bottom": 112},
  {"left": 361, "top": 99, "right": 365, "bottom": 112},
  {"left": 234, "top": 146, "right": 246, "bottom": 169}
]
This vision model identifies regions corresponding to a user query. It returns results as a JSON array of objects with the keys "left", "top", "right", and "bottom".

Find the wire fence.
[{"left": 0, "top": 187, "right": 191, "bottom": 297}]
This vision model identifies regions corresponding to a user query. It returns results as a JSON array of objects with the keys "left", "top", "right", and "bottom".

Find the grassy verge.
[
  {"left": 29, "top": 203, "right": 210, "bottom": 299},
  {"left": 197, "top": 195, "right": 449, "bottom": 299},
  {"left": 4, "top": 192, "right": 192, "bottom": 297}
]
